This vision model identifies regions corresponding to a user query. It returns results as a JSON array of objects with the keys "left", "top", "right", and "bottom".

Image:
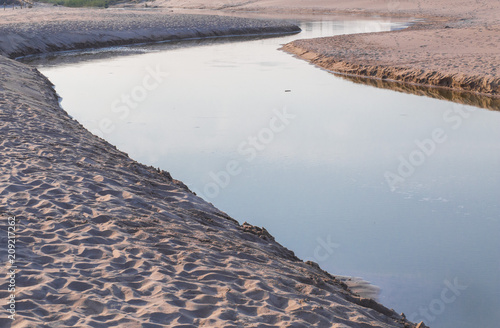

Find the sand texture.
[
  {"left": 0, "top": 5, "right": 300, "bottom": 59},
  {"left": 0, "top": 50, "right": 420, "bottom": 326}
]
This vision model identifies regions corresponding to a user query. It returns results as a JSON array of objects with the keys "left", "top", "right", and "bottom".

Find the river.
[{"left": 25, "top": 17, "right": 500, "bottom": 328}]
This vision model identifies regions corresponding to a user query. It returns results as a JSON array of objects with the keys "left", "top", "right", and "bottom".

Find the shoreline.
[
  {"left": 15, "top": 29, "right": 298, "bottom": 62},
  {"left": 0, "top": 5, "right": 300, "bottom": 59},
  {"left": 281, "top": 23, "right": 500, "bottom": 99},
  {"left": 0, "top": 6, "right": 420, "bottom": 328}
]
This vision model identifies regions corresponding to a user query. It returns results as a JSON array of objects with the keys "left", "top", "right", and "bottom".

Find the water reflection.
[
  {"left": 20, "top": 34, "right": 295, "bottom": 67},
  {"left": 338, "top": 73, "right": 500, "bottom": 111}
]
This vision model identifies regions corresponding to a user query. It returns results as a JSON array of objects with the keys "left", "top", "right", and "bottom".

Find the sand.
[
  {"left": 0, "top": 5, "right": 424, "bottom": 328},
  {"left": 0, "top": 5, "right": 300, "bottom": 59},
  {"left": 156, "top": 0, "right": 500, "bottom": 98}
]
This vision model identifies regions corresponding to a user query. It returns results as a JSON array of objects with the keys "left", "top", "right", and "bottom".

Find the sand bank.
[
  {"left": 157, "top": 0, "right": 500, "bottom": 98},
  {"left": 282, "top": 22, "right": 500, "bottom": 98},
  {"left": 0, "top": 5, "right": 300, "bottom": 59}
]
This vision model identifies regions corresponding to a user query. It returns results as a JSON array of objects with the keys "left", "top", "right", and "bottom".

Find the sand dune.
[{"left": 0, "top": 23, "right": 420, "bottom": 328}]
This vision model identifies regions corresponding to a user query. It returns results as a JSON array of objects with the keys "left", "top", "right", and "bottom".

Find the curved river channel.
[{"left": 26, "top": 18, "right": 500, "bottom": 328}]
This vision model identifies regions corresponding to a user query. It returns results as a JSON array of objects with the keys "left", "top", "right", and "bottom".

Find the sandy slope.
[
  {"left": 156, "top": 0, "right": 500, "bottom": 97},
  {"left": 0, "top": 56, "right": 420, "bottom": 327},
  {"left": 0, "top": 5, "right": 300, "bottom": 58}
]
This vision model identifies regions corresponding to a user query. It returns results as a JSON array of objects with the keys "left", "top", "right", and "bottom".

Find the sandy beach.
[{"left": 0, "top": 4, "right": 427, "bottom": 328}]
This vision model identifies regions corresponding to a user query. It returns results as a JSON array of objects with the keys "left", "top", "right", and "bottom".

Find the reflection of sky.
[{"left": 40, "top": 20, "right": 500, "bottom": 328}]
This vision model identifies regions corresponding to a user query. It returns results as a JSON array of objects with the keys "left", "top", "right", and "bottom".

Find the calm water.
[{"left": 32, "top": 19, "right": 500, "bottom": 328}]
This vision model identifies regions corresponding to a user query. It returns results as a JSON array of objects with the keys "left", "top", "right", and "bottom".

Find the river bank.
[{"left": 0, "top": 5, "right": 300, "bottom": 59}]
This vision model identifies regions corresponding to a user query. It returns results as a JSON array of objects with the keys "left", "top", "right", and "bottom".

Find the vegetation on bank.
[
  {"left": 37, "top": 0, "right": 119, "bottom": 8},
  {"left": 2, "top": 0, "right": 32, "bottom": 6},
  {"left": 2, "top": 0, "right": 156, "bottom": 8}
]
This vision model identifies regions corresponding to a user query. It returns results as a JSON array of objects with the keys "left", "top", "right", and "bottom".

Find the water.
[{"left": 31, "top": 19, "right": 500, "bottom": 328}]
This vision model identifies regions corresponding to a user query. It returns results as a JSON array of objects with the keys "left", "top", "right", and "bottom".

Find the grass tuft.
[{"left": 38, "top": 0, "right": 119, "bottom": 8}]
